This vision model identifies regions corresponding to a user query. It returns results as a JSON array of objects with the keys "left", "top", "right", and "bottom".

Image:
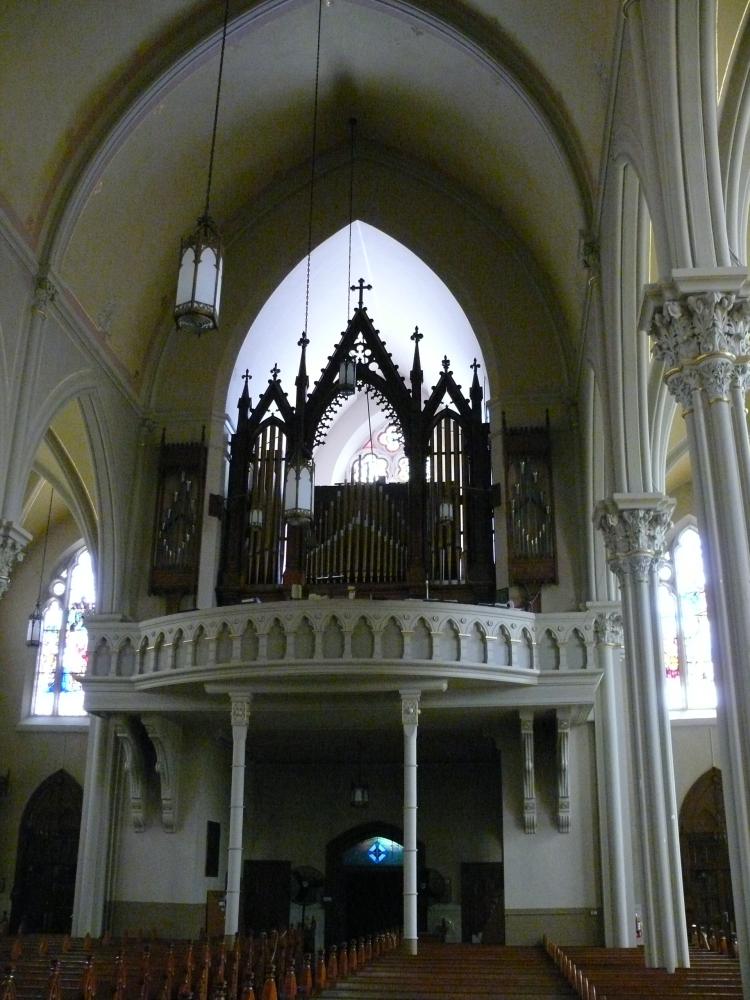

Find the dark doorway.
[
  {"left": 344, "top": 867, "right": 403, "bottom": 939},
  {"left": 680, "top": 768, "right": 734, "bottom": 932},
  {"left": 10, "top": 769, "right": 82, "bottom": 934},
  {"left": 325, "top": 822, "right": 426, "bottom": 947},
  {"left": 461, "top": 862, "right": 505, "bottom": 943},
  {"left": 243, "top": 859, "right": 292, "bottom": 934}
]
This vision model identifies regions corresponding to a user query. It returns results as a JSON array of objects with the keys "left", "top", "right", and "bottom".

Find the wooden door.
[
  {"left": 680, "top": 768, "right": 734, "bottom": 931},
  {"left": 243, "top": 860, "right": 291, "bottom": 934},
  {"left": 461, "top": 862, "right": 504, "bottom": 944},
  {"left": 10, "top": 770, "right": 82, "bottom": 934}
]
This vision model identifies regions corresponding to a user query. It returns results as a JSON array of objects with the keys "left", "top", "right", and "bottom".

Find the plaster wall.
[{"left": 111, "top": 730, "right": 231, "bottom": 938}]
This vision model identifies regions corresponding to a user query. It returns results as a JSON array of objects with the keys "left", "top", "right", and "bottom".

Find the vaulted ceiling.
[{"left": 1, "top": 0, "right": 624, "bottom": 393}]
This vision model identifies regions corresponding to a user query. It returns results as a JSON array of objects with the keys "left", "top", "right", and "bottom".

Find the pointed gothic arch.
[{"left": 10, "top": 770, "right": 83, "bottom": 934}]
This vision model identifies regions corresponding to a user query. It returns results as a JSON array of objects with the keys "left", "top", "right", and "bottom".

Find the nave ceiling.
[{"left": 4, "top": 1, "right": 750, "bottom": 539}]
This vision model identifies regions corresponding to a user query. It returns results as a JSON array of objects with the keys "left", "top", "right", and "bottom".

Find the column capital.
[
  {"left": 594, "top": 493, "right": 674, "bottom": 582},
  {"left": 642, "top": 278, "right": 750, "bottom": 406},
  {"left": 594, "top": 610, "right": 624, "bottom": 647},
  {"left": 0, "top": 519, "right": 32, "bottom": 598},
  {"left": 230, "top": 693, "right": 252, "bottom": 726},
  {"left": 400, "top": 688, "right": 421, "bottom": 725}
]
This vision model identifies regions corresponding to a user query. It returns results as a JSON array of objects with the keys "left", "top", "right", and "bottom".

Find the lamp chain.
[
  {"left": 203, "top": 0, "right": 231, "bottom": 220},
  {"left": 37, "top": 486, "right": 54, "bottom": 607},
  {"left": 303, "top": 0, "right": 324, "bottom": 339},
  {"left": 347, "top": 117, "right": 357, "bottom": 318}
]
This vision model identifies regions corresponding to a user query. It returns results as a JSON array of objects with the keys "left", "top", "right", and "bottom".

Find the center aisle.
[{"left": 320, "top": 941, "right": 577, "bottom": 1000}]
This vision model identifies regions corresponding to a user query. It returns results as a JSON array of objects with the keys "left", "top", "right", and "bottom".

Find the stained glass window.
[
  {"left": 342, "top": 836, "right": 404, "bottom": 867},
  {"left": 659, "top": 526, "right": 715, "bottom": 712},
  {"left": 31, "top": 547, "right": 95, "bottom": 717}
]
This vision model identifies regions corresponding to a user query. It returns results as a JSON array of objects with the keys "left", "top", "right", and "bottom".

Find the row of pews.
[
  {"left": 544, "top": 935, "right": 743, "bottom": 999},
  {"left": 0, "top": 927, "right": 400, "bottom": 999}
]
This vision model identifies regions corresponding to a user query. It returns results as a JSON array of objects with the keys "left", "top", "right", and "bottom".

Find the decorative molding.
[
  {"left": 594, "top": 611, "right": 624, "bottom": 647},
  {"left": 594, "top": 494, "right": 674, "bottom": 583},
  {"left": 519, "top": 710, "right": 536, "bottom": 834},
  {"left": 32, "top": 274, "right": 57, "bottom": 318},
  {"left": 556, "top": 709, "right": 571, "bottom": 834},
  {"left": 142, "top": 715, "right": 182, "bottom": 833},
  {"left": 0, "top": 520, "right": 32, "bottom": 598},
  {"left": 113, "top": 715, "right": 147, "bottom": 832}
]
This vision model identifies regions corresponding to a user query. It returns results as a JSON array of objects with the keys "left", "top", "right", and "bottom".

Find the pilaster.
[{"left": 519, "top": 710, "right": 536, "bottom": 835}]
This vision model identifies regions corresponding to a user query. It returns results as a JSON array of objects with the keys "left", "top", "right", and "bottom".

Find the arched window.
[
  {"left": 658, "top": 525, "right": 715, "bottom": 712},
  {"left": 31, "top": 547, "right": 95, "bottom": 717}
]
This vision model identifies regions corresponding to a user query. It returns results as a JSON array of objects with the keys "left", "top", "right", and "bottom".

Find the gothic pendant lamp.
[
  {"left": 174, "top": 0, "right": 229, "bottom": 333},
  {"left": 283, "top": 0, "right": 324, "bottom": 527},
  {"left": 27, "top": 485, "right": 54, "bottom": 647}
]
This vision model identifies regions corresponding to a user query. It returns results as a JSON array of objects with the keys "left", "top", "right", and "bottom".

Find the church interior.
[{"left": 2, "top": 0, "right": 750, "bottom": 994}]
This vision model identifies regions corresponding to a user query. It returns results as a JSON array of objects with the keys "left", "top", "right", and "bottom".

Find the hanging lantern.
[
  {"left": 173, "top": 0, "right": 229, "bottom": 333},
  {"left": 284, "top": 457, "right": 315, "bottom": 525},
  {"left": 438, "top": 500, "right": 454, "bottom": 525},
  {"left": 247, "top": 507, "right": 264, "bottom": 532},
  {"left": 27, "top": 485, "right": 54, "bottom": 648},
  {"left": 338, "top": 358, "right": 356, "bottom": 395},
  {"left": 174, "top": 216, "right": 223, "bottom": 333},
  {"left": 26, "top": 602, "right": 43, "bottom": 648},
  {"left": 350, "top": 780, "right": 369, "bottom": 808}
]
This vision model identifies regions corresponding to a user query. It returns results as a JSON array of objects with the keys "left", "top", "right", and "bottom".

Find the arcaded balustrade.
[{"left": 84, "top": 600, "right": 609, "bottom": 680}]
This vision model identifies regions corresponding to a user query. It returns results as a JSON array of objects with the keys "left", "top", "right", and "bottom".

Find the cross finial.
[
  {"left": 470, "top": 358, "right": 480, "bottom": 375},
  {"left": 298, "top": 333, "right": 310, "bottom": 350},
  {"left": 270, "top": 363, "right": 280, "bottom": 381},
  {"left": 442, "top": 355, "right": 451, "bottom": 372},
  {"left": 242, "top": 369, "right": 252, "bottom": 387},
  {"left": 350, "top": 278, "right": 372, "bottom": 309},
  {"left": 411, "top": 326, "right": 423, "bottom": 344}
]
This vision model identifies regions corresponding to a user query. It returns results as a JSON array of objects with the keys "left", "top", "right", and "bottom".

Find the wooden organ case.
[{"left": 216, "top": 289, "right": 495, "bottom": 604}]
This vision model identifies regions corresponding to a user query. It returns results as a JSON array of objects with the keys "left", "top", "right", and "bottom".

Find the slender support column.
[
  {"left": 645, "top": 280, "right": 750, "bottom": 988},
  {"left": 591, "top": 606, "right": 633, "bottom": 947},
  {"left": 225, "top": 694, "right": 251, "bottom": 939},
  {"left": 400, "top": 688, "right": 421, "bottom": 956},
  {"left": 596, "top": 494, "right": 689, "bottom": 971},
  {"left": 519, "top": 711, "right": 536, "bottom": 834},
  {"left": 72, "top": 715, "right": 117, "bottom": 935}
]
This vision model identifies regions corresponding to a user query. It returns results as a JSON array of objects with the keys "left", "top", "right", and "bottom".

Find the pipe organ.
[{"left": 216, "top": 285, "right": 495, "bottom": 604}]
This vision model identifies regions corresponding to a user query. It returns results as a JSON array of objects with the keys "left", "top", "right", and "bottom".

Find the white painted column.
[
  {"left": 591, "top": 606, "right": 634, "bottom": 947},
  {"left": 596, "top": 494, "right": 689, "bottom": 972},
  {"left": 400, "top": 688, "right": 421, "bottom": 956},
  {"left": 72, "top": 714, "right": 117, "bottom": 936},
  {"left": 225, "top": 694, "right": 251, "bottom": 939},
  {"left": 648, "top": 282, "right": 750, "bottom": 988}
]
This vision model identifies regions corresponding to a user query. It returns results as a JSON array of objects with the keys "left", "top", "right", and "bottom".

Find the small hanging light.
[
  {"left": 338, "top": 357, "right": 356, "bottom": 395},
  {"left": 27, "top": 485, "right": 54, "bottom": 647},
  {"left": 247, "top": 507, "right": 264, "bottom": 532},
  {"left": 284, "top": 0, "right": 324, "bottom": 528},
  {"left": 174, "top": 0, "right": 230, "bottom": 333},
  {"left": 284, "top": 457, "right": 315, "bottom": 526},
  {"left": 438, "top": 499, "right": 454, "bottom": 525},
  {"left": 350, "top": 742, "right": 369, "bottom": 808}
]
